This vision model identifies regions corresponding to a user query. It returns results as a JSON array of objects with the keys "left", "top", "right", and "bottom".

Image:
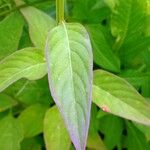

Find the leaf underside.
[{"left": 46, "top": 22, "right": 93, "bottom": 150}]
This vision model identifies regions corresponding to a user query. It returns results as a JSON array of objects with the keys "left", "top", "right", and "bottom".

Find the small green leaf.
[
  {"left": 0, "top": 12, "right": 24, "bottom": 60},
  {"left": 111, "top": 0, "right": 146, "bottom": 51},
  {"left": 99, "top": 114, "right": 124, "bottom": 150},
  {"left": 46, "top": 22, "right": 93, "bottom": 150},
  {"left": 0, "top": 47, "right": 46, "bottom": 92},
  {"left": 18, "top": 103, "right": 48, "bottom": 138},
  {"left": 92, "top": 70, "right": 150, "bottom": 125},
  {"left": 87, "top": 134, "right": 106, "bottom": 150},
  {"left": 0, "top": 94, "right": 17, "bottom": 112},
  {"left": 120, "top": 37, "right": 150, "bottom": 66},
  {"left": 120, "top": 70, "right": 150, "bottom": 97},
  {"left": 125, "top": 122, "right": 150, "bottom": 150},
  {"left": 5, "top": 78, "right": 53, "bottom": 106},
  {"left": 134, "top": 123, "right": 150, "bottom": 141},
  {"left": 87, "top": 105, "right": 106, "bottom": 150},
  {"left": 120, "top": 70, "right": 150, "bottom": 89},
  {"left": 104, "top": 0, "right": 116, "bottom": 11},
  {"left": 0, "top": 115, "right": 23, "bottom": 150},
  {"left": 87, "top": 24, "right": 120, "bottom": 72},
  {"left": 44, "top": 106, "right": 71, "bottom": 150},
  {"left": 144, "top": 0, "right": 150, "bottom": 36},
  {"left": 72, "top": 0, "right": 110, "bottom": 23},
  {"left": 21, "top": 137, "right": 42, "bottom": 150},
  {"left": 145, "top": 15, "right": 150, "bottom": 36},
  {"left": 14, "top": 0, "right": 55, "bottom": 49}
]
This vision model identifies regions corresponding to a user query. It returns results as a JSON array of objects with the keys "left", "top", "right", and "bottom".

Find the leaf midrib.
[{"left": 62, "top": 22, "right": 82, "bottom": 147}]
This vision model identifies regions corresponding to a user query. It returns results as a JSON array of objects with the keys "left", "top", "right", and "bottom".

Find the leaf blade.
[
  {"left": 0, "top": 115, "right": 23, "bottom": 150},
  {"left": 0, "top": 12, "right": 24, "bottom": 60},
  {"left": 46, "top": 22, "right": 93, "bottom": 150},
  {"left": 87, "top": 25, "right": 120, "bottom": 72},
  {"left": 92, "top": 70, "right": 150, "bottom": 125},
  {"left": 111, "top": 0, "right": 146, "bottom": 51},
  {"left": 18, "top": 104, "right": 48, "bottom": 138},
  {"left": 14, "top": 0, "right": 56, "bottom": 49},
  {"left": 0, "top": 47, "right": 46, "bottom": 92},
  {"left": 125, "top": 122, "right": 150, "bottom": 150},
  {"left": 44, "top": 106, "right": 71, "bottom": 150}
]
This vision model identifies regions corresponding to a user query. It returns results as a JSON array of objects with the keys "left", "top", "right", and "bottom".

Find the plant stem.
[{"left": 56, "top": 0, "right": 65, "bottom": 24}]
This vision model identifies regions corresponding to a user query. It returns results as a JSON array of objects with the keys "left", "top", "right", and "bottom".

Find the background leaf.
[
  {"left": 87, "top": 24, "right": 120, "bottom": 72},
  {"left": 111, "top": 0, "right": 146, "bottom": 51},
  {"left": 0, "top": 115, "right": 23, "bottom": 150},
  {"left": 98, "top": 114, "right": 124, "bottom": 150},
  {"left": 21, "top": 137, "right": 42, "bottom": 150},
  {"left": 14, "top": 0, "right": 55, "bottom": 49},
  {"left": 4, "top": 77, "right": 53, "bottom": 106},
  {"left": 92, "top": 70, "right": 150, "bottom": 125},
  {"left": 71, "top": 0, "right": 110, "bottom": 24},
  {"left": 0, "top": 94, "right": 17, "bottom": 112},
  {"left": 120, "top": 70, "right": 150, "bottom": 97},
  {"left": 134, "top": 123, "right": 150, "bottom": 141},
  {"left": 87, "top": 104, "right": 106, "bottom": 150},
  {"left": 125, "top": 122, "right": 150, "bottom": 150},
  {"left": 18, "top": 103, "right": 48, "bottom": 138},
  {"left": 0, "top": 12, "right": 24, "bottom": 60},
  {"left": 0, "top": 47, "right": 46, "bottom": 92},
  {"left": 44, "top": 106, "right": 71, "bottom": 150}
]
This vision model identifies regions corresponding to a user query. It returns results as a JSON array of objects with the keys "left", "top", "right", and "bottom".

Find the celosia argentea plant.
[{"left": 0, "top": 0, "right": 150, "bottom": 150}]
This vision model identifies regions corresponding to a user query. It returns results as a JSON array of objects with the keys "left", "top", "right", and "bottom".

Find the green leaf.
[
  {"left": 72, "top": 0, "right": 110, "bottom": 23},
  {"left": 0, "top": 12, "right": 24, "bottom": 60},
  {"left": 87, "top": 105, "right": 106, "bottom": 150},
  {"left": 19, "top": 25, "right": 33, "bottom": 49},
  {"left": 104, "top": 0, "right": 117, "bottom": 11},
  {"left": 44, "top": 106, "right": 71, "bottom": 150},
  {"left": 0, "top": 94, "right": 17, "bottom": 112},
  {"left": 125, "top": 122, "right": 150, "bottom": 150},
  {"left": 21, "top": 137, "right": 42, "bottom": 150},
  {"left": 120, "top": 37, "right": 150, "bottom": 66},
  {"left": 5, "top": 77, "right": 53, "bottom": 106},
  {"left": 92, "top": 70, "right": 150, "bottom": 125},
  {"left": 14, "top": 0, "right": 55, "bottom": 49},
  {"left": 18, "top": 103, "right": 48, "bottom": 138},
  {"left": 120, "top": 70, "right": 150, "bottom": 89},
  {"left": 87, "top": 24, "right": 120, "bottom": 72},
  {"left": 87, "top": 134, "right": 106, "bottom": 150},
  {"left": 98, "top": 114, "right": 124, "bottom": 150},
  {"left": 141, "top": 49, "right": 150, "bottom": 69},
  {"left": 111, "top": 0, "right": 146, "bottom": 51},
  {"left": 134, "top": 123, "right": 150, "bottom": 141},
  {"left": 145, "top": 0, "right": 150, "bottom": 36},
  {"left": 120, "top": 70, "right": 150, "bottom": 97},
  {"left": 145, "top": 15, "right": 150, "bottom": 36},
  {"left": 0, "top": 115, "right": 23, "bottom": 150},
  {"left": 0, "top": 47, "right": 46, "bottom": 92},
  {"left": 46, "top": 22, "right": 93, "bottom": 150}
]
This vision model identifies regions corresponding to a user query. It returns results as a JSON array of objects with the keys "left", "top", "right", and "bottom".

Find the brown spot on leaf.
[{"left": 101, "top": 105, "right": 110, "bottom": 112}]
